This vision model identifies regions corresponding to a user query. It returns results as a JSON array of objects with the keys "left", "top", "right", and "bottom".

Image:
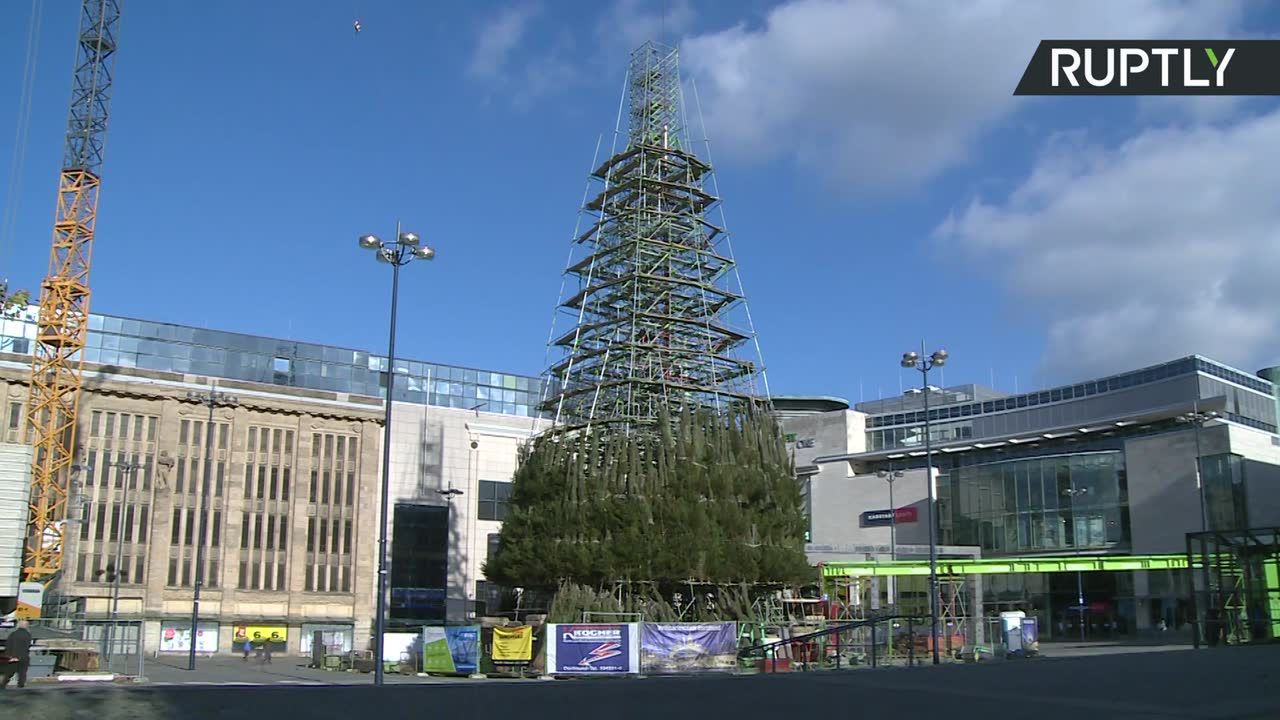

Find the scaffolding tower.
[
  {"left": 543, "top": 41, "right": 767, "bottom": 432},
  {"left": 1187, "top": 527, "right": 1280, "bottom": 647}
]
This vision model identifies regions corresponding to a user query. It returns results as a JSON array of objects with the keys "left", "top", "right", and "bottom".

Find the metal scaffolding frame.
[
  {"left": 1186, "top": 527, "right": 1280, "bottom": 648},
  {"left": 543, "top": 41, "right": 766, "bottom": 432}
]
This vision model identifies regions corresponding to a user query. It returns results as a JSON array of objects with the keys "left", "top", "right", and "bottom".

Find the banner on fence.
[
  {"left": 547, "top": 623, "right": 640, "bottom": 675},
  {"left": 492, "top": 625, "right": 533, "bottom": 662},
  {"left": 640, "top": 622, "right": 738, "bottom": 674},
  {"left": 422, "top": 625, "right": 480, "bottom": 674}
]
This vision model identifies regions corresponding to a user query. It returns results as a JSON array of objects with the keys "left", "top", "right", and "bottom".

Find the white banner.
[{"left": 159, "top": 622, "right": 219, "bottom": 653}]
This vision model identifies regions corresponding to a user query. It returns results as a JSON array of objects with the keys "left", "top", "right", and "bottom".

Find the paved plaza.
[
  {"left": 1, "top": 644, "right": 1276, "bottom": 719},
  {"left": 136, "top": 654, "right": 489, "bottom": 686}
]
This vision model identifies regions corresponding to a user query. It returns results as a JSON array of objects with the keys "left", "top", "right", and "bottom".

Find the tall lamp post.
[
  {"left": 1176, "top": 403, "right": 1219, "bottom": 533},
  {"left": 360, "top": 224, "right": 435, "bottom": 686},
  {"left": 186, "top": 383, "right": 238, "bottom": 671},
  {"left": 102, "top": 459, "right": 141, "bottom": 669},
  {"left": 436, "top": 486, "right": 464, "bottom": 618},
  {"left": 876, "top": 469, "right": 904, "bottom": 611},
  {"left": 901, "top": 343, "right": 948, "bottom": 665},
  {"left": 1062, "top": 486, "right": 1089, "bottom": 643}
]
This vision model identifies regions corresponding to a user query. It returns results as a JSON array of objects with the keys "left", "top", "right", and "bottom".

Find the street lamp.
[
  {"left": 185, "top": 383, "right": 238, "bottom": 671},
  {"left": 1176, "top": 403, "right": 1219, "bottom": 533},
  {"left": 361, "top": 223, "right": 435, "bottom": 687},
  {"left": 901, "top": 342, "right": 948, "bottom": 665},
  {"left": 875, "top": 470, "right": 905, "bottom": 561},
  {"left": 436, "top": 486, "right": 465, "bottom": 619},
  {"left": 1063, "top": 486, "right": 1089, "bottom": 643},
  {"left": 100, "top": 459, "right": 141, "bottom": 670}
]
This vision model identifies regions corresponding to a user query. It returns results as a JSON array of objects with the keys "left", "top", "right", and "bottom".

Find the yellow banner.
[
  {"left": 234, "top": 625, "right": 288, "bottom": 645},
  {"left": 491, "top": 626, "right": 533, "bottom": 662}
]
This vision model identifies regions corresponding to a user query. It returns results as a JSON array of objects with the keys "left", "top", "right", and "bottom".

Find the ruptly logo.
[{"left": 1014, "top": 40, "right": 1280, "bottom": 96}]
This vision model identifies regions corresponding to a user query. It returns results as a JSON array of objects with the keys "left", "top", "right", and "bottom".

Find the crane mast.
[{"left": 22, "top": 0, "right": 121, "bottom": 589}]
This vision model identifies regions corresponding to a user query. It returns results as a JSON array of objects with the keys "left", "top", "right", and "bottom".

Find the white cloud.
[
  {"left": 680, "top": 0, "right": 1244, "bottom": 192},
  {"left": 936, "top": 110, "right": 1280, "bottom": 380},
  {"left": 468, "top": 4, "right": 542, "bottom": 79}
]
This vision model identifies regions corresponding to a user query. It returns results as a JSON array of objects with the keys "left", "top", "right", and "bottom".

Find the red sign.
[{"left": 894, "top": 507, "right": 918, "bottom": 523}]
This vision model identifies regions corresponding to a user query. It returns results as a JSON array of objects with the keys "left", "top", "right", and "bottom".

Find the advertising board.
[
  {"left": 491, "top": 625, "right": 534, "bottom": 662},
  {"left": 233, "top": 624, "right": 288, "bottom": 652},
  {"left": 546, "top": 623, "right": 640, "bottom": 675},
  {"left": 640, "top": 622, "right": 738, "bottom": 674},
  {"left": 421, "top": 625, "right": 480, "bottom": 674},
  {"left": 860, "top": 507, "right": 919, "bottom": 527},
  {"left": 160, "top": 622, "right": 219, "bottom": 653}
]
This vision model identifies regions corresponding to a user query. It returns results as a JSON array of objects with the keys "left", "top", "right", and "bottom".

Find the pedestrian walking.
[
  {"left": 0, "top": 620, "right": 33, "bottom": 689},
  {"left": 242, "top": 639, "right": 252, "bottom": 661},
  {"left": 261, "top": 642, "right": 273, "bottom": 665}
]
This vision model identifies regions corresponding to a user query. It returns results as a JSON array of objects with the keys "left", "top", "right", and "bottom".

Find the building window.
[
  {"left": 478, "top": 481, "right": 511, "bottom": 521},
  {"left": 239, "top": 425, "right": 295, "bottom": 591},
  {"left": 305, "top": 431, "right": 358, "bottom": 594},
  {"left": 942, "top": 451, "right": 1131, "bottom": 555},
  {"left": 1202, "top": 453, "right": 1249, "bottom": 532}
]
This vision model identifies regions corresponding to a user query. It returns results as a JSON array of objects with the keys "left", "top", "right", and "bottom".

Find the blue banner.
[
  {"left": 640, "top": 623, "right": 739, "bottom": 674},
  {"left": 547, "top": 623, "right": 640, "bottom": 675},
  {"left": 421, "top": 625, "right": 480, "bottom": 674}
]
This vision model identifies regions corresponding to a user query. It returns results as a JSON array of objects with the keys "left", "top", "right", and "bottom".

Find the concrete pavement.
[
  {"left": 1, "top": 644, "right": 1276, "bottom": 720},
  {"left": 137, "top": 654, "right": 486, "bottom": 686}
]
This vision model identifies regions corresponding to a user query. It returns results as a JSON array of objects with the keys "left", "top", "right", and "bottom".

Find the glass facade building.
[
  {"left": 863, "top": 356, "right": 1277, "bottom": 453},
  {"left": 938, "top": 451, "right": 1131, "bottom": 554},
  {"left": 0, "top": 307, "right": 545, "bottom": 418}
]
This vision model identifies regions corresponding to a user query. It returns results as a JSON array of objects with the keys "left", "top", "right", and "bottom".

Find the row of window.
[
  {"left": 171, "top": 508, "right": 222, "bottom": 547},
  {"left": 79, "top": 501, "right": 151, "bottom": 545},
  {"left": 76, "top": 552, "right": 145, "bottom": 585},
  {"left": 240, "top": 512, "right": 288, "bottom": 552},
  {"left": 938, "top": 453, "right": 1132, "bottom": 554},
  {"left": 867, "top": 357, "right": 1271, "bottom": 430},
  {"left": 306, "top": 517, "right": 353, "bottom": 555},
  {"left": 1, "top": 310, "right": 544, "bottom": 414},
  {"left": 89, "top": 411, "right": 159, "bottom": 442}
]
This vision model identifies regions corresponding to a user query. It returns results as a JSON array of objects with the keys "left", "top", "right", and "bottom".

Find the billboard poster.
[
  {"left": 547, "top": 623, "right": 640, "bottom": 675},
  {"left": 491, "top": 625, "right": 533, "bottom": 662},
  {"left": 421, "top": 625, "right": 480, "bottom": 674},
  {"left": 233, "top": 624, "right": 288, "bottom": 652},
  {"left": 14, "top": 582, "right": 43, "bottom": 620},
  {"left": 1022, "top": 617, "right": 1040, "bottom": 653},
  {"left": 160, "top": 622, "right": 219, "bottom": 653},
  {"left": 640, "top": 623, "right": 738, "bottom": 674}
]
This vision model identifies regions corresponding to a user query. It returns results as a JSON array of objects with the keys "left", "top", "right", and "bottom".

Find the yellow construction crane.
[{"left": 20, "top": 0, "right": 122, "bottom": 612}]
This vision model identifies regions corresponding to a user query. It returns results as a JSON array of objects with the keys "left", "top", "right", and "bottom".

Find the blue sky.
[{"left": 2, "top": 0, "right": 1279, "bottom": 404}]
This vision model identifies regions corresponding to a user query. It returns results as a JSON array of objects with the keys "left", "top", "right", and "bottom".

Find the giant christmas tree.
[{"left": 487, "top": 42, "right": 809, "bottom": 619}]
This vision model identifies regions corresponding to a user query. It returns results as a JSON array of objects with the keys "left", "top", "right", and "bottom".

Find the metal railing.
[
  {"left": 13, "top": 617, "right": 145, "bottom": 678},
  {"left": 738, "top": 614, "right": 932, "bottom": 672}
]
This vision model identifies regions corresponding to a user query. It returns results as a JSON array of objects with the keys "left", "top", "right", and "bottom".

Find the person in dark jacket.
[{"left": 0, "top": 620, "right": 33, "bottom": 689}]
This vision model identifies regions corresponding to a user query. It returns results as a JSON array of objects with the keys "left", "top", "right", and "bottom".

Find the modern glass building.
[
  {"left": 0, "top": 306, "right": 546, "bottom": 418},
  {"left": 847, "top": 355, "right": 1276, "bottom": 549},
  {"left": 864, "top": 356, "right": 1275, "bottom": 453},
  {"left": 796, "top": 354, "right": 1280, "bottom": 642}
]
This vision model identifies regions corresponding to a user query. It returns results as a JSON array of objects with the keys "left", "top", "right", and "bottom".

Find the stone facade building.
[
  {"left": 1, "top": 351, "right": 384, "bottom": 654},
  {"left": 0, "top": 306, "right": 544, "bottom": 656}
]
